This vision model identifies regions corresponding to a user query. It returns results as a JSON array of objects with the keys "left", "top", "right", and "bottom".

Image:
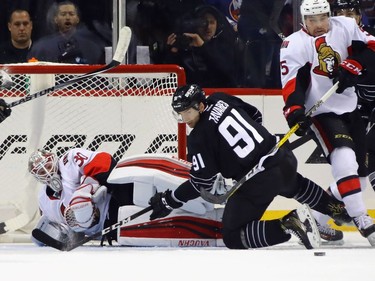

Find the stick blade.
[
  {"left": 32, "top": 229, "right": 66, "bottom": 250},
  {"left": 112, "top": 26, "right": 132, "bottom": 63},
  {"left": 200, "top": 187, "right": 229, "bottom": 204}
]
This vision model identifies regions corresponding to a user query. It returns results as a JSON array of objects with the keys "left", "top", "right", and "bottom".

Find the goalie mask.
[{"left": 28, "top": 149, "right": 63, "bottom": 193}]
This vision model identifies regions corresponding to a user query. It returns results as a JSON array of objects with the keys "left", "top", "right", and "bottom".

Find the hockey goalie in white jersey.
[{"left": 28, "top": 148, "right": 223, "bottom": 249}]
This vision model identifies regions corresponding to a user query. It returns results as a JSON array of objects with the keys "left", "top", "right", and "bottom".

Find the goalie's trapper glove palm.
[
  {"left": 148, "top": 190, "right": 183, "bottom": 220},
  {"left": 284, "top": 106, "right": 311, "bottom": 137},
  {"left": 334, "top": 59, "right": 364, "bottom": 94},
  {"left": 0, "top": 99, "right": 11, "bottom": 123}
]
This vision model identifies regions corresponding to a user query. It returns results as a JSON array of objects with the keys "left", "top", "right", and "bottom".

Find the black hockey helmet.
[
  {"left": 331, "top": 0, "right": 361, "bottom": 14},
  {"left": 171, "top": 84, "right": 206, "bottom": 113}
]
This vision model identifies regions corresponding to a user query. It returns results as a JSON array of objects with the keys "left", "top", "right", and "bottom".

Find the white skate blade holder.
[{"left": 297, "top": 204, "right": 321, "bottom": 249}]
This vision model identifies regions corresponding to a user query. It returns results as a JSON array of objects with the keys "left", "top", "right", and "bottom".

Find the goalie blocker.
[{"left": 33, "top": 154, "right": 224, "bottom": 248}]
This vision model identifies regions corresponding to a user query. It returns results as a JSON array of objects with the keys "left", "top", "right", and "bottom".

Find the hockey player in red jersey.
[
  {"left": 148, "top": 84, "right": 351, "bottom": 250},
  {"left": 280, "top": 0, "right": 375, "bottom": 245},
  {"left": 331, "top": 0, "right": 375, "bottom": 191},
  {"left": 310, "top": 0, "right": 375, "bottom": 244}
]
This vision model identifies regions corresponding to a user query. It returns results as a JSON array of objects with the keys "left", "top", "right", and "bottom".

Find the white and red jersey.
[
  {"left": 37, "top": 148, "right": 114, "bottom": 235},
  {"left": 38, "top": 185, "right": 111, "bottom": 236},
  {"left": 280, "top": 16, "right": 375, "bottom": 116},
  {"left": 38, "top": 151, "right": 216, "bottom": 237}
]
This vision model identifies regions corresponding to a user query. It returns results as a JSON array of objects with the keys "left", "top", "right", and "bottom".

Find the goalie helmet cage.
[{"left": 0, "top": 63, "right": 186, "bottom": 239}]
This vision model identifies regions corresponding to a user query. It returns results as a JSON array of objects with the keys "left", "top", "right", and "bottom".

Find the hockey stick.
[
  {"left": 0, "top": 27, "right": 131, "bottom": 235},
  {"left": 0, "top": 213, "right": 31, "bottom": 234},
  {"left": 287, "top": 130, "right": 313, "bottom": 150},
  {"left": 63, "top": 205, "right": 152, "bottom": 251},
  {"left": 200, "top": 81, "right": 339, "bottom": 204},
  {"left": 32, "top": 206, "right": 152, "bottom": 251},
  {"left": 8, "top": 25, "right": 131, "bottom": 108},
  {"left": 0, "top": 69, "right": 14, "bottom": 89}
]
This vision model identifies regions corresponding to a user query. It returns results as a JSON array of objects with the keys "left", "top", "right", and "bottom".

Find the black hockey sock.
[
  {"left": 293, "top": 174, "right": 350, "bottom": 223},
  {"left": 293, "top": 174, "right": 323, "bottom": 209},
  {"left": 239, "top": 220, "right": 290, "bottom": 249}
]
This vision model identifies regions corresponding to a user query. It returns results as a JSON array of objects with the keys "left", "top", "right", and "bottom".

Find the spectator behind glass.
[
  {"left": 237, "top": 0, "right": 285, "bottom": 89},
  {"left": 0, "top": 9, "right": 33, "bottom": 63},
  {"left": 27, "top": 1, "right": 104, "bottom": 64},
  {"left": 162, "top": 5, "right": 239, "bottom": 87},
  {"left": 130, "top": 0, "right": 204, "bottom": 64},
  {"left": 203, "top": 0, "right": 242, "bottom": 31}
]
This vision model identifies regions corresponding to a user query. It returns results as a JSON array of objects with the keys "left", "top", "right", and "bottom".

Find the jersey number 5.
[{"left": 219, "top": 109, "right": 264, "bottom": 158}]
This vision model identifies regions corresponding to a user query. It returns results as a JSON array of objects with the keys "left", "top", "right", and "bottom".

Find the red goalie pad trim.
[
  {"left": 119, "top": 216, "right": 223, "bottom": 239},
  {"left": 116, "top": 158, "right": 191, "bottom": 179}
]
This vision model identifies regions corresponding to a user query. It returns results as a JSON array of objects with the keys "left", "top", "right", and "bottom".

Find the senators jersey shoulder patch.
[{"left": 281, "top": 41, "right": 289, "bottom": 49}]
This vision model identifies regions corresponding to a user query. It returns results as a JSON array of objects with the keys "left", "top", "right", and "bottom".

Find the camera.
[
  {"left": 172, "top": 18, "right": 208, "bottom": 50},
  {"left": 173, "top": 34, "right": 193, "bottom": 50}
]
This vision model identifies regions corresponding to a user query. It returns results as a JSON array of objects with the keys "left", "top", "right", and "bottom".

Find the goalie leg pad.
[
  {"left": 117, "top": 205, "right": 225, "bottom": 247},
  {"left": 133, "top": 181, "right": 214, "bottom": 215}
]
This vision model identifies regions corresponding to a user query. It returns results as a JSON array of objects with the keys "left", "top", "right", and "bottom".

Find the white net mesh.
[{"left": 0, "top": 63, "right": 186, "bottom": 235}]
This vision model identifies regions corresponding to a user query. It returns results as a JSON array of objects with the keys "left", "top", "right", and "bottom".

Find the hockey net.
[{"left": 0, "top": 63, "right": 186, "bottom": 241}]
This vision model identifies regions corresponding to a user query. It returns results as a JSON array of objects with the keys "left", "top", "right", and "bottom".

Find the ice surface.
[{"left": 0, "top": 232, "right": 373, "bottom": 281}]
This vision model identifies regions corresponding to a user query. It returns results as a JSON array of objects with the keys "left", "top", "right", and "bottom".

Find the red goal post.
[{"left": 0, "top": 63, "right": 186, "bottom": 237}]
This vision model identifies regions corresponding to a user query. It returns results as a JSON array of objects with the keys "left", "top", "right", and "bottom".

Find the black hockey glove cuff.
[
  {"left": 334, "top": 59, "right": 364, "bottom": 94},
  {"left": 284, "top": 106, "right": 311, "bottom": 137},
  {"left": 148, "top": 190, "right": 183, "bottom": 221},
  {"left": 0, "top": 99, "right": 11, "bottom": 123}
]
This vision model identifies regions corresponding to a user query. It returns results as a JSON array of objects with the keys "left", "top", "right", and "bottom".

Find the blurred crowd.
[{"left": 0, "top": 0, "right": 374, "bottom": 89}]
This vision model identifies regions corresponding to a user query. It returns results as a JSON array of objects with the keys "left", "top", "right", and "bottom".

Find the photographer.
[{"left": 162, "top": 5, "right": 239, "bottom": 88}]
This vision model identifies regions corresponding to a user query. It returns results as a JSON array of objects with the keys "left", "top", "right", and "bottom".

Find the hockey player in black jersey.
[
  {"left": 0, "top": 99, "right": 11, "bottom": 123},
  {"left": 148, "top": 84, "right": 351, "bottom": 249}
]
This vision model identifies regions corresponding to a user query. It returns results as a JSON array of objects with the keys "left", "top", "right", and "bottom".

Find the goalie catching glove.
[
  {"left": 64, "top": 177, "right": 107, "bottom": 232},
  {"left": 283, "top": 106, "right": 311, "bottom": 137},
  {"left": 148, "top": 190, "right": 183, "bottom": 220},
  {"left": 334, "top": 58, "right": 364, "bottom": 94}
]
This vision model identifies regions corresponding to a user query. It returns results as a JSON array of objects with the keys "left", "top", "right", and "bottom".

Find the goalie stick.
[
  {"left": 32, "top": 206, "right": 152, "bottom": 251},
  {"left": 0, "top": 26, "right": 131, "bottom": 235},
  {"left": 200, "top": 81, "right": 339, "bottom": 204},
  {"left": 8, "top": 25, "right": 131, "bottom": 108},
  {"left": 0, "top": 213, "right": 31, "bottom": 234}
]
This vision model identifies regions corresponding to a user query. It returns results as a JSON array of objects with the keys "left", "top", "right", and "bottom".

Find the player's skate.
[
  {"left": 353, "top": 214, "right": 375, "bottom": 246},
  {"left": 281, "top": 204, "right": 321, "bottom": 249},
  {"left": 316, "top": 221, "right": 344, "bottom": 245},
  {"left": 326, "top": 200, "right": 352, "bottom": 226}
]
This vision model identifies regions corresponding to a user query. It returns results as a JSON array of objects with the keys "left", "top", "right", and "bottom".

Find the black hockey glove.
[
  {"left": 0, "top": 99, "right": 11, "bottom": 123},
  {"left": 148, "top": 190, "right": 183, "bottom": 221},
  {"left": 334, "top": 59, "right": 364, "bottom": 94},
  {"left": 285, "top": 107, "right": 311, "bottom": 137}
]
